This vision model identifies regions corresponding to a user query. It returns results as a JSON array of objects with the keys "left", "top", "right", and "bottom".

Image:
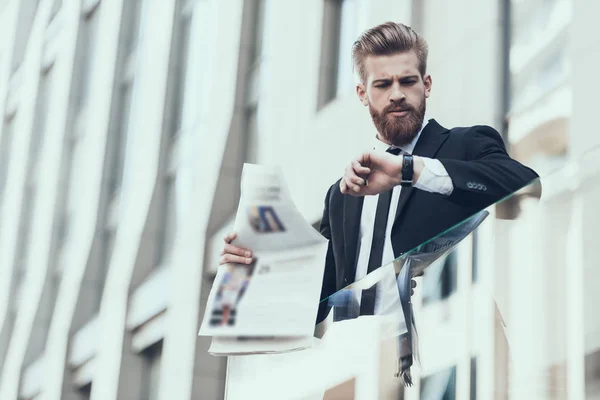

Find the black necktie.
[{"left": 359, "top": 147, "right": 402, "bottom": 315}]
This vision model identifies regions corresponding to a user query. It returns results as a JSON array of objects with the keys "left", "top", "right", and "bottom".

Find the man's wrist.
[
  {"left": 413, "top": 156, "right": 424, "bottom": 183},
  {"left": 392, "top": 157, "right": 404, "bottom": 186}
]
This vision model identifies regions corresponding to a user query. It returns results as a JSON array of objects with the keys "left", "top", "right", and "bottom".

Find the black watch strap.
[{"left": 401, "top": 154, "right": 414, "bottom": 187}]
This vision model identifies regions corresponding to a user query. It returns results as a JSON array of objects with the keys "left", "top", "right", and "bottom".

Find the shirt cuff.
[{"left": 413, "top": 158, "right": 454, "bottom": 195}]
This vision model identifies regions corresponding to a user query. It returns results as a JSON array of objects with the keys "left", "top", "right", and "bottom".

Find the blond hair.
[{"left": 352, "top": 22, "right": 428, "bottom": 83}]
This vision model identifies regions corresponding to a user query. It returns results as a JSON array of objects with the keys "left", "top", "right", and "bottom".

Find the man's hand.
[
  {"left": 219, "top": 232, "right": 254, "bottom": 265},
  {"left": 340, "top": 151, "right": 424, "bottom": 196}
]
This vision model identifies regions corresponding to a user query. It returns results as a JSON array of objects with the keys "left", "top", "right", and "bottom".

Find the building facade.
[{"left": 0, "top": 0, "right": 599, "bottom": 399}]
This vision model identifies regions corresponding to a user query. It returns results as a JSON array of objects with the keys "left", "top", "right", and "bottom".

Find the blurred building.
[{"left": 0, "top": 0, "right": 599, "bottom": 399}]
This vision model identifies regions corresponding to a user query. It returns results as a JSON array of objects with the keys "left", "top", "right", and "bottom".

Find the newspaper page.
[{"left": 199, "top": 164, "right": 328, "bottom": 340}]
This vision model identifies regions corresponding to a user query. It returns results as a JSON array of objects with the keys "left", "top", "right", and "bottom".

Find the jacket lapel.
[
  {"left": 392, "top": 119, "right": 450, "bottom": 228},
  {"left": 342, "top": 194, "right": 364, "bottom": 284}
]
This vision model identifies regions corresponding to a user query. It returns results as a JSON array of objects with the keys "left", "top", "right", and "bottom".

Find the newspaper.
[
  {"left": 394, "top": 210, "right": 489, "bottom": 386},
  {"left": 199, "top": 164, "right": 328, "bottom": 354}
]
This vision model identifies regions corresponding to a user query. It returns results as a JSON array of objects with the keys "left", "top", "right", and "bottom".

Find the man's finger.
[
  {"left": 359, "top": 151, "right": 373, "bottom": 167},
  {"left": 223, "top": 243, "right": 252, "bottom": 258},
  {"left": 346, "top": 176, "right": 361, "bottom": 192},
  {"left": 223, "top": 232, "right": 237, "bottom": 244},
  {"left": 219, "top": 253, "right": 253, "bottom": 266},
  {"left": 350, "top": 176, "right": 365, "bottom": 187},
  {"left": 340, "top": 179, "right": 348, "bottom": 194},
  {"left": 351, "top": 160, "right": 370, "bottom": 175}
]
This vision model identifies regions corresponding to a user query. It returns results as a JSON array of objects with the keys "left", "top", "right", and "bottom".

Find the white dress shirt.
[{"left": 354, "top": 118, "right": 453, "bottom": 314}]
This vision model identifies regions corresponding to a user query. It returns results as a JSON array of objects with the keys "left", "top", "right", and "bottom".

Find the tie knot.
[{"left": 386, "top": 147, "right": 402, "bottom": 156}]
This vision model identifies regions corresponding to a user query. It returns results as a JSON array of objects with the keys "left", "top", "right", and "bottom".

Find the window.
[
  {"left": 50, "top": 0, "right": 62, "bottom": 22},
  {"left": 317, "top": 0, "right": 342, "bottom": 109},
  {"left": 586, "top": 349, "right": 600, "bottom": 398},
  {"left": 6, "top": 65, "right": 53, "bottom": 372},
  {"left": 158, "top": 0, "right": 194, "bottom": 144},
  {"left": 244, "top": 106, "right": 259, "bottom": 164},
  {"left": 11, "top": 0, "right": 41, "bottom": 72},
  {"left": 107, "top": 0, "right": 146, "bottom": 196},
  {"left": 243, "top": 0, "right": 267, "bottom": 163},
  {"left": 247, "top": 0, "right": 266, "bottom": 67},
  {"left": 90, "top": 0, "right": 146, "bottom": 311},
  {"left": 55, "top": 0, "right": 101, "bottom": 254},
  {"left": 141, "top": 341, "right": 163, "bottom": 400},
  {"left": 71, "top": 3, "right": 101, "bottom": 116},
  {"left": 13, "top": 67, "right": 53, "bottom": 300},
  {"left": 411, "top": 0, "right": 425, "bottom": 33},
  {"left": 152, "top": 0, "right": 194, "bottom": 268},
  {"left": 164, "top": 1, "right": 192, "bottom": 137},
  {"left": 79, "top": 383, "right": 92, "bottom": 399},
  {"left": 0, "top": 116, "right": 15, "bottom": 207},
  {"left": 422, "top": 251, "right": 458, "bottom": 305},
  {"left": 470, "top": 357, "right": 477, "bottom": 400},
  {"left": 335, "top": 0, "right": 358, "bottom": 96},
  {"left": 420, "top": 365, "right": 457, "bottom": 400},
  {"left": 506, "top": 0, "right": 572, "bottom": 167},
  {"left": 123, "top": 0, "right": 144, "bottom": 55},
  {"left": 30, "top": 70, "right": 52, "bottom": 180},
  {"left": 317, "top": 0, "right": 358, "bottom": 108},
  {"left": 108, "top": 79, "right": 134, "bottom": 196},
  {"left": 155, "top": 174, "right": 177, "bottom": 267}
]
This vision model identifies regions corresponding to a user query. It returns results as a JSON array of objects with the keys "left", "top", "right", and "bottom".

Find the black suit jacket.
[{"left": 316, "top": 119, "right": 539, "bottom": 323}]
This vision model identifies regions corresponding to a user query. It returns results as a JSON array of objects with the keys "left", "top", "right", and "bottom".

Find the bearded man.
[{"left": 220, "top": 22, "right": 539, "bottom": 324}]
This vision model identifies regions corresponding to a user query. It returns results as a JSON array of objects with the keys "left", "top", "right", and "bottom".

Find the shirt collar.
[{"left": 372, "top": 117, "right": 431, "bottom": 154}]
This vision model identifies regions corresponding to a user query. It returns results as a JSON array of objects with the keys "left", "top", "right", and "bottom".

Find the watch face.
[{"left": 401, "top": 155, "right": 414, "bottom": 186}]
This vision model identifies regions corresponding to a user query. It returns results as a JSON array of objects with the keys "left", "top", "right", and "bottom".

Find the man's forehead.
[{"left": 364, "top": 52, "right": 420, "bottom": 80}]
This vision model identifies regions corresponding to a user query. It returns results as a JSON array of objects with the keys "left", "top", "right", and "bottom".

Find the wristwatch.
[{"left": 400, "top": 154, "right": 414, "bottom": 187}]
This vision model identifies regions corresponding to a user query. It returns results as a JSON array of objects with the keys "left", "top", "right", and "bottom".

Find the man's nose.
[{"left": 390, "top": 83, "right": 405, "bottom": 102}]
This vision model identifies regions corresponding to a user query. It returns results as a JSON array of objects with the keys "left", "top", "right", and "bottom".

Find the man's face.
[{"left": 356, "top": 51, "right": 432, "bottom": 147}]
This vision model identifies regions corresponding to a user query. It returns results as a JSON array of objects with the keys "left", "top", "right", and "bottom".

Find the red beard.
[{"left": 369, "top": 97, "right": 426, "bottom": 146}]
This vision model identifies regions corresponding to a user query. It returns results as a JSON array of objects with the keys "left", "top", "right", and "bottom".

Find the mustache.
[{"left": 384, "top": 103, "right": 414, "bottom": 114}]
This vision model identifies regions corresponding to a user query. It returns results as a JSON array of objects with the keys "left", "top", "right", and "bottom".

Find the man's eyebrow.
[
  {"left": 372, "top": 75, "right": 420, "bottom": 83},
  {"left": 372, "top": 78, "right": 392, "bottom": 84}
]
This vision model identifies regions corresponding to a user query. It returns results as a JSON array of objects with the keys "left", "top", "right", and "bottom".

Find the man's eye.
[
  {"left": 375, "top": 83, "right": 390, "bottom": 88},
  {"left": 402, "top": 80, "right": 417, "bottom": 85}
]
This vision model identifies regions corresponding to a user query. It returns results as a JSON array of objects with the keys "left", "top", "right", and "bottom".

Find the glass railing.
[{"left": 225, "top": 147, "right": 600, "bottom": 399}]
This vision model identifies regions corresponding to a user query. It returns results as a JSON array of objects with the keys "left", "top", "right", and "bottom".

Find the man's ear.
[
  {"left": 423, "top": 74, "right": 432, "bottom": 98},
  {"left": 356, "top": 82, "right": 369, "bottom": 106}
]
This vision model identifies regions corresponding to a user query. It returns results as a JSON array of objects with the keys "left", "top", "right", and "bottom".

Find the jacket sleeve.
[
  {"left": 315, "top": 184, "right": 337, "bottom": 325},
  {"left": 438, "top": 125, "right": 540, "bottom": 210}
]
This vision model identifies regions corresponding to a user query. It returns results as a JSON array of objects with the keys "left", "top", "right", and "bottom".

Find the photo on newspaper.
[
  {"left": 200, "top": 243, "right": 328, "bottom": 338},
  {"left": 247, "top": 205, "right": 286, "bottom": 233},
  {"left": 208, "top": 260, "right": 257, "bottom": 327}
]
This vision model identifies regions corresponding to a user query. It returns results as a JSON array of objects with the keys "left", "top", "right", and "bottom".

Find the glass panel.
[{"left": 224, "top": 142, "right": 600, "bottom": 398}]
